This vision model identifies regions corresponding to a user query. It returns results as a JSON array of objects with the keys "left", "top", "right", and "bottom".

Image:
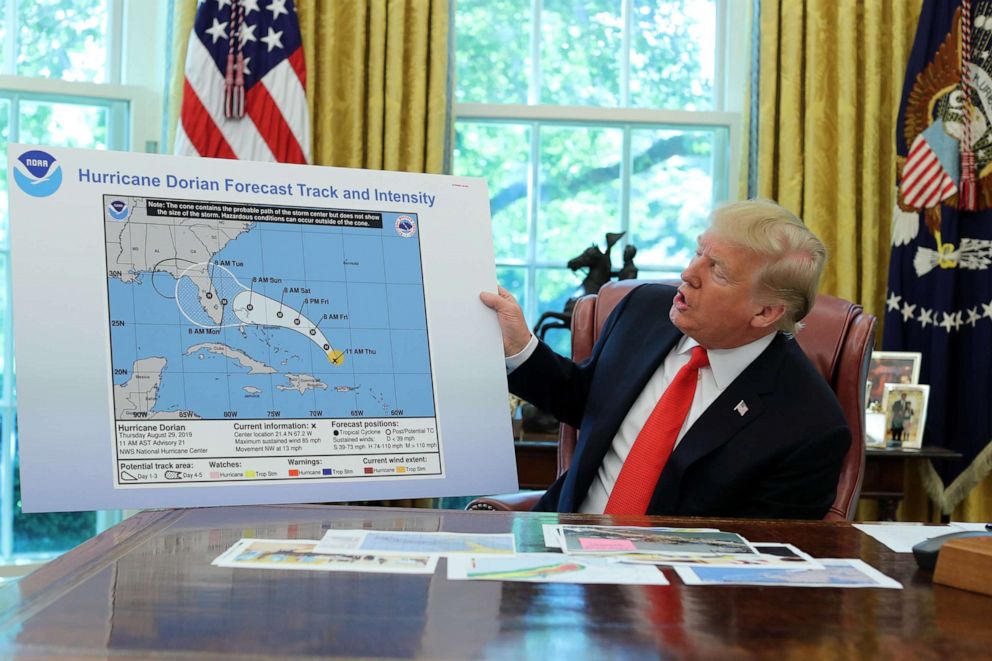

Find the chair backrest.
[{"left": 558, "top": 279, "right": 877, "bottom": 521}]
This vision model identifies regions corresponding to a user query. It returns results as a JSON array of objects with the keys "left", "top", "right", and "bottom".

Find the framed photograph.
[
  {"left": 865, "top": 411, "right": 887, "bottom": 447},
  {"left": 881, "top": 384, "right": 930, "bottom": 449},
  {"left": 867, "top": 351, "right": 922, "bottom": 408}
]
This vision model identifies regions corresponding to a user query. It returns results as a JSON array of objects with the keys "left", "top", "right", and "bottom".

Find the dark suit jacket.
[{"left": 509, "top": 284, "right": 851, "bottom": 519}]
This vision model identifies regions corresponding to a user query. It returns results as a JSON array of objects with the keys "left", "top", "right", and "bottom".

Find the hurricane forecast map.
[{"left": 104, "top": 195, "right": 441, "bottom": 487}]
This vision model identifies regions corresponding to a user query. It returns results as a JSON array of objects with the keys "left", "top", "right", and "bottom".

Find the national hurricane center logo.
[
  {"left": 12, "top": 149, "right": 62, "bottom": 198},
  {"left": 395, "top": 215, "right": 417, "bottom": 238},
  {"left": 107, "top": 199, "right": 131, "bottom": 221}
]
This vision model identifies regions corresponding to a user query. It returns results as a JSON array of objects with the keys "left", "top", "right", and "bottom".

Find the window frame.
[
  {"left": 0, "top": 0, "right": 167, "bottom": 566},
  {"left": 453, "top": 0, "right": 749, "bottom": 335}
]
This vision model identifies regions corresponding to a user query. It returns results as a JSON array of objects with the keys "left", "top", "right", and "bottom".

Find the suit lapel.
[{"left": 647, "top": 334, "right": 786, "bottom": 513}]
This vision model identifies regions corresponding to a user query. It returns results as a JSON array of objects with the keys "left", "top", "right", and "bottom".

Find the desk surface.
[{"left": 1, "top": 505, "right": 990, "bottom": 659}]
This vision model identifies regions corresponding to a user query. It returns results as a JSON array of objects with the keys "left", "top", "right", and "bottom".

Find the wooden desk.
[{"left": 1, "top": 505, "right": 990, "bottom": 659}]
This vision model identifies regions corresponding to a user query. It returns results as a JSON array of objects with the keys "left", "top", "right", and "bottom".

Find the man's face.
[{"left": 669, "top": 232, "right": 774, "bottom": 349}]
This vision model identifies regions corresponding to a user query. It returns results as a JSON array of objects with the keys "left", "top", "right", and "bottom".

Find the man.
[
  {"left": 481, "top": 199, "right": 850, "bottom": 519},
  {"left": 890, "top": 392, "right": 909, "bottom": 444}
]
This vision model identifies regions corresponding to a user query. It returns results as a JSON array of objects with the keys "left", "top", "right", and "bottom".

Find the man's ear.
[{"left": 750, "top": 303, "right": 786, "bottom": 329}]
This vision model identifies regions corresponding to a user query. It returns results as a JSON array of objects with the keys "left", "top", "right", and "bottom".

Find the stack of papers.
[
  {"left": 534, "top": 524, "right": 900, "bottom": 588},
  {"left": 212, "top": 530, "right": 517, "bottom": 575},
  {"left": 212, "top": 538, "right": 439, "bottom": 574},
  {"left": 853, "top": 522, "right": 992, "bottom": 552},
  {"left": 675, "top": 559, "right": 901, "bottom": 588},
  {"left": 211, "top": 523, "right": 904, "bottom": 589}
]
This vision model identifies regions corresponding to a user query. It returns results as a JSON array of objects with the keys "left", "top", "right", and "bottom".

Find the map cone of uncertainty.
[
  {"left": 232, "top": 290, "right": 344, "bottom": 364},
  {"left": 176, "top": 263, "right": 345, "bottom": 365}
]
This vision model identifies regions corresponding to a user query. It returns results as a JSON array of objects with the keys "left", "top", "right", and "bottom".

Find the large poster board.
[{"left": 8, "top": 145, "right": 517, "bottom": 511}]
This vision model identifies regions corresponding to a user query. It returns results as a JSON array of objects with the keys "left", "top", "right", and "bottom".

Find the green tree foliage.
[
  {"left": 455, "top": 0, "right": 531, "bottom": 104},
  {"left": 629, "top": 0, "right": 715, "bottom": 110},
  {"left": 457, "top": 0, "right": 713, "bottom": 108},
  {"left": 18, "top": 101, "right": 109, "bottom": 149},
  {"left": 16, "top": 0, "right": 108, "bottom": 82},
  {"left": 540, "top": 0, "right": 623, "bottom": 106}
]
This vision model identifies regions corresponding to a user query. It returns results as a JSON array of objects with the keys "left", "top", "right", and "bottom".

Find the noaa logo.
[
  {"left": 107, "top": 199, "right": 131, "bottom": 221},
  {"left": 12, "top": 150, "right": 62, "bottom": 198},
  {"left": 395, "top": 215, "right": 417, "bottom": 238}
]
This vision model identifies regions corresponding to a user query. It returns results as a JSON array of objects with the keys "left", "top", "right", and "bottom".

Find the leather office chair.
[{"left": 468, "top": 279, "right": 877, "bottom": 520}]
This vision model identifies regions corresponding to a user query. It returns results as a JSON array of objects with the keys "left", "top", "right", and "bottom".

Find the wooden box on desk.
[{"left": 933, "top": 536, "right": 992, "bottom": 597}]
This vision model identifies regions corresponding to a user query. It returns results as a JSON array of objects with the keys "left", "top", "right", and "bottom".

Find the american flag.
[
  {"left": 174, "top": 0, "right": 310, "bottom": 163},
  {"left": 900, "top": 132, "right": 958, "bottom": 209},
  {"left": 887, "top": 0, "right": 992, "bottom": 512}
]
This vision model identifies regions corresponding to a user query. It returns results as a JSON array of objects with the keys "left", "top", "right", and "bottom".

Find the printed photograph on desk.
[
  {"left": 447, "top": 553, "right": 669, "bottom": 585},
  {"left": 617, "top": 543, "right": 823, "bottom": 569},
  {"left": 557, "top": 525, "right": 755, "bottom": 556},
  {"left": 541, "top": 523, "right": 721, "bottom": 551},
  {"left": 212, "top": 538, "right": 438, "bottom": 574},
  {"left": 867, "top": 351, "right": 922, "bottom": 409},
  {"left": 674, "top": 559, "right": 903, "bottom": 589},
  {"left": 881, "top": 383, "right": 930, "bottom": 449},
  {"left": 314, "top": 529, "right": 516, "bottom": 555}
]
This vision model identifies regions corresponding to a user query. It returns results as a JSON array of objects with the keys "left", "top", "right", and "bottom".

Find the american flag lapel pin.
[{"left": 734, "top": 400, "right": 749, "bottom": 416}]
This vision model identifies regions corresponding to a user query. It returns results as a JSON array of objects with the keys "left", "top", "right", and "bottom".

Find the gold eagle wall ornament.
[{"left": 895, "top": 3, "right": 992, "bottom": 275}]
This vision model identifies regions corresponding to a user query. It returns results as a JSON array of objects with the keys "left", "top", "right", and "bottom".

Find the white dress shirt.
[{"left": 505, "top": 332, "right": 775, "bottom": 513}]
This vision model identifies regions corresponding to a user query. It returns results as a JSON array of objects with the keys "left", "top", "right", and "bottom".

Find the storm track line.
[{"left": 175, "top": 262, "right": 345, "bottom": 365}]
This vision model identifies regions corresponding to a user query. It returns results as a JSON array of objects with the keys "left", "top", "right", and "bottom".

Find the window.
[
  {"left": 0, "top": 0, "right": 165, "bottom": 568},
  {"left": 454, "top": 0, "right": 746, "bottom": 354}
]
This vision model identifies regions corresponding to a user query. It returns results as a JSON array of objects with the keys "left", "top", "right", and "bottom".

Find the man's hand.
[{"left": 480, "top": 286, "right": 533, "bottom": 356}]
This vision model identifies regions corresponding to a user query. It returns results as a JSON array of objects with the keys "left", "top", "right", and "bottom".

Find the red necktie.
[{"left": 604, "top": 345, "right": 709, "bottom": 515}]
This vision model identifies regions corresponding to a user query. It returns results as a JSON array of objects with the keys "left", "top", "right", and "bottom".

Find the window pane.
[
  {"left": 17, "top": 0, "right": 109, "bottom": 82},
  {"left": 454, "top": 122, "right": 530, "bottom": 261},
  {"left": 541, "top": 0, "right": 621, "bottom": 106},
  {"left": 630, "top": 0, "right": 716, "bottom": 110},
  {"left": 533, "top": 268, "right": 579, "bottom": 356},
  {"left": 628, "top": 127, "right": 719, "bottom": 268},
  {"left": 0, "top": 2, "right": 7, "bottom": 72},
  {"left": 455, "top": 0, "right": 530, "bottom": 104},
  {"left": 0, "top": 254, "right": 6, "bottom": 397},
  {"left": 537, "top": 125, "right": 622, "bottom": 262},
  {"left": 19, "top": 100, "right": 109, "bottom": 149},
  {"left": 0, "top": 98, "right": 9, "bottom": 247},
  {"left": 496, "top": 266, "right": 527, "bottom": 313}
]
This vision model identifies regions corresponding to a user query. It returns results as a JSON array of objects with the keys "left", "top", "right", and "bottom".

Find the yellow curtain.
[
  {"left": 756, "top": 0, "right": 919, "bottom": 314},
  {"left": 165, "top": 3, "right": 196, "bottom": 153},
  {"left": 756, "top": 0, "right": 991, "bottom": 521},
  {"left": 167, "top": 0, "right": 451, "bottom": 174}
]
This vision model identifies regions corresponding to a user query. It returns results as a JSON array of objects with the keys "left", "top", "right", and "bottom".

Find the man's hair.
[{"left": 708, "top": 199, "right": 826, "bottom": 334}]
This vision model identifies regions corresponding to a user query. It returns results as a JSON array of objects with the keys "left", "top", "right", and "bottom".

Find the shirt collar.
[{"left": 676, "top": 333, "right": 777, "bottom": 390}]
